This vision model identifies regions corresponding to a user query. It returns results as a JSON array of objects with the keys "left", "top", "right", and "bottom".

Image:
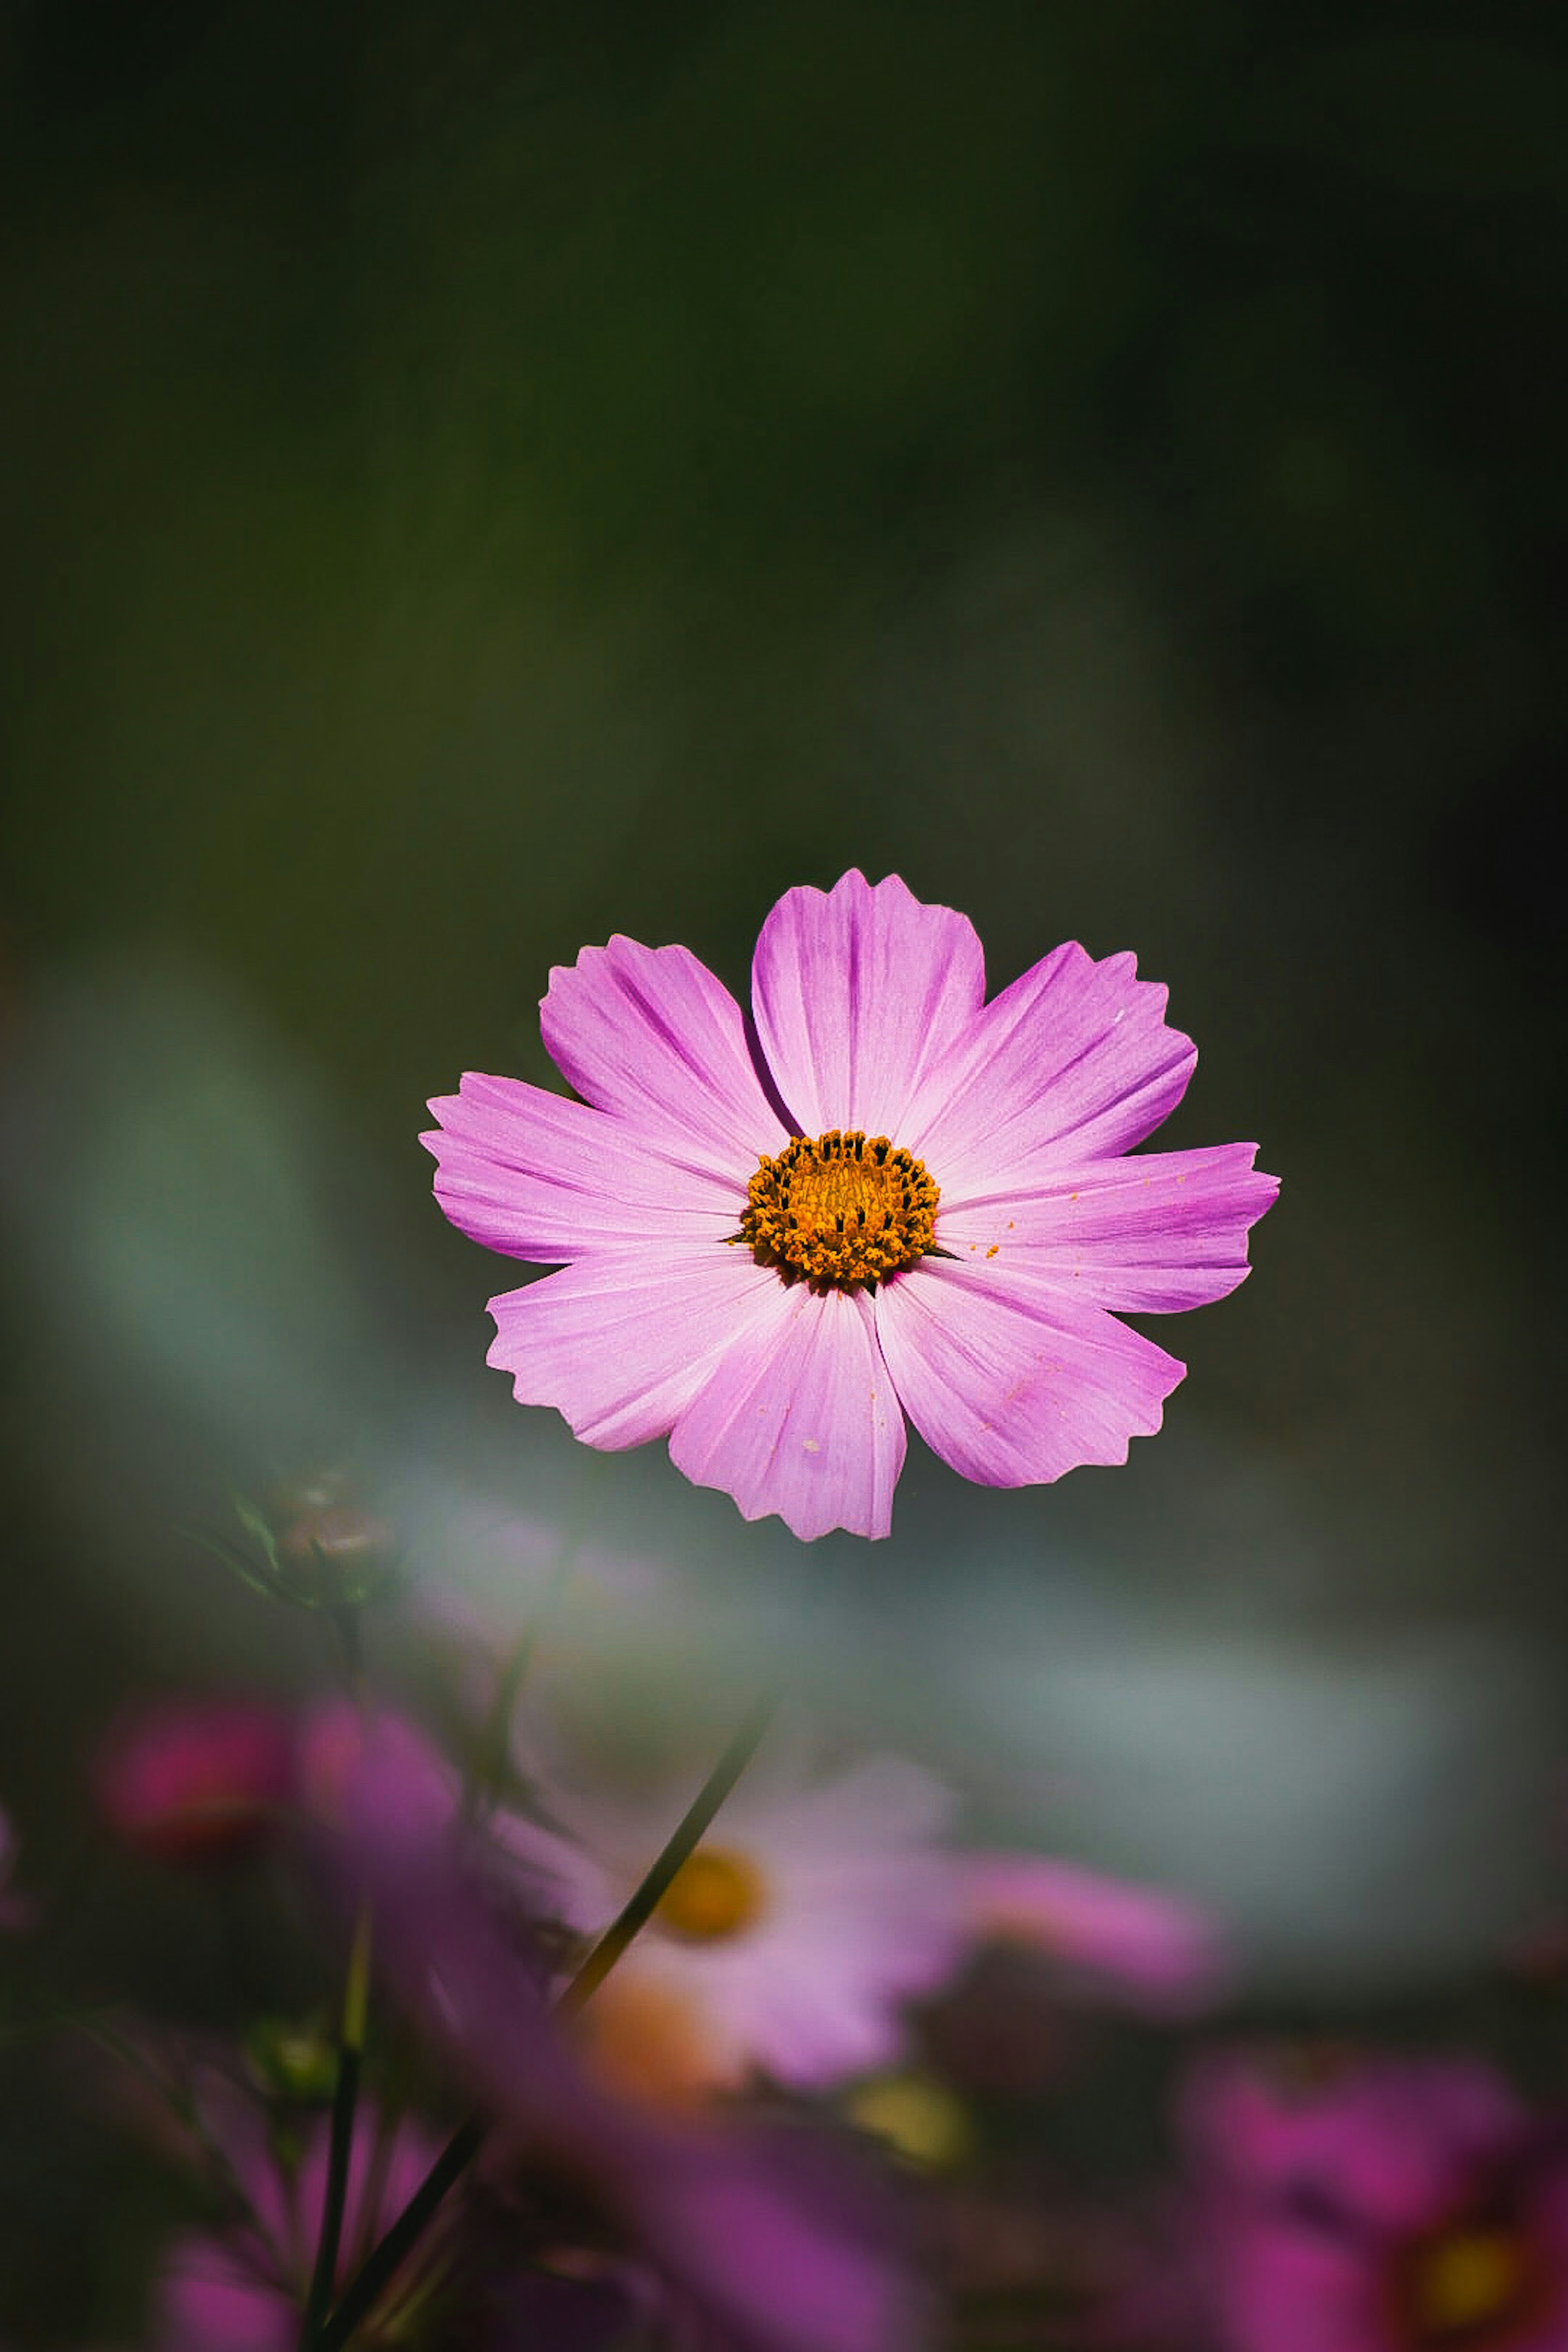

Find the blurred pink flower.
[
  {"left": 497, "top": 1729, "right": 1233, "bottom": 2099},
  {"left": 1181, "top": 2046, "right": 1568, "bottom": 2352},
  {"left": 295, "top": 1698, "right": 460, "bottom": 1851},
  {"left": 310, "top": 1704, "right": 930, "bottom": 2352},
  {"left": 962, "top": 1853, "right": 1232, "bottom": 2018},
  {"left": 497, "top": 1743, "right": 968, "bottom": 2095},
  {"left": 424, "top": 869, "right": 1277, "bottom": 1539},
  {"left": 93, "top": 1698, "right": 295, "bottom": 1867},
  {"left": 154, "top": 2089, "right": 444, "bottom": 2352}
]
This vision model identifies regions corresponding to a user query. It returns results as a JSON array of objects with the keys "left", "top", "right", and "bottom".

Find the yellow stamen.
[
  {"left": 1405, "top": 2224, "right": 1530, "bottom": 2342},
  {"left": 740, "top": 1130, "right": 939, "bottom": 1292},
  {"left": 655, "top": 1846, "right": 767, "bottom": 1942}
]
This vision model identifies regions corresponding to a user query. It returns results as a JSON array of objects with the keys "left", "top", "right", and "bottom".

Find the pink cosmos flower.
[
  {"left": 497, "top": 1742, "right": 969, "bottom": 2096},
  {"left": 424, "top": 870, "right": 1277, "bottom": 1538},
  {"left": 1181, "top": 2046, "right": 1568, "bottom": 2352}
]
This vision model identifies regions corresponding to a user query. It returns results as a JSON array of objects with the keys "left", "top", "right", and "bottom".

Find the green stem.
[
  {"left": 317, "top": 1692, "right": 775, "bottom": 2347},
  {"left": 556, "top": 1690, "right": 775, "bottom": 2017},
  {"left": 470, "top": 1524, "right": 581, "bottom": 1818},
  {"left": 332, "top": 1606, "right": 368, "bottom": 1707},
  {"left": 298, "top": 1896, "right": 373, "bottom": 2349},
  {"left": 315, "top": 2119, "right": 482, "bottom": 2352}
]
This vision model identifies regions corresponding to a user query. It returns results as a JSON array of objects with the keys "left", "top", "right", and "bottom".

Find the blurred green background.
[{"left": 3, "top": 0, "right": 1566, "bottom": 2335}]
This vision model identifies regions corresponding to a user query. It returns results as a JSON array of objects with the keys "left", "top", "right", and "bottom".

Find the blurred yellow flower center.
[
  {"left": 655, "top": 1846, "right": 767, "bottom": 1942},
  {"left": 740, "top": 1130, "right": 939, "bottom": 1292},
  {"left": 1406, "top": 2224, "right": 1530, "bottom": 2342},
  {"left": 846, "top": 2073, "right": 976, "bottom": 2171}
]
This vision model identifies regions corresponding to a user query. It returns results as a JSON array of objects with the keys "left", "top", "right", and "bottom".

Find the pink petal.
[
  {"left": 670, "top": 1284, "right": 906, "bottom": 1540},
  {"left": 964, "top": 1854, "right": 1232, "bottom": 2015},
  {"left": 294, "top": 2108, "right": 445, "bottom": 2276},
  {"left": 635, "top": 2134, "right": 928, "bottom": 2352},
  {"left": 873, "top": 1260, "right": 1183, "bottom": 1487},
  {"left": 937, "top": 1142, "right": 1279, "bottom": 1312},
  {"left": 488, "top": 1808, "right": 616, "bottom": 1936},
  {"left": 750, "top": 871, "right": 987, "bottom": 1138},
  {"left": 902, "top": 942, "right": 1196, "bottom": 1192},
  {"left": 488, "top": 1247, "right": 786, "bottom": 1450},
  {"left": 1181, "top": 2050, "right": 1528, "bottom": 2228},
  {"left": 752, "top": 1755, "right": 960, "bottom": 1856},
  {"left": 423, "top": 1073, "right": 741, "bottom": 1262},
  {"left": 1209, "top": 2214, "right": 1390, "bottom": 2352},
  {"left": 731, "top": 1971, "right": 911, "bottom": 2092},
  {"left": 155, "top": 2236, "right": 294, "bottom": 2352},
  {"left": 541, "top": 936, "right": 786, "bottom": 1176}
]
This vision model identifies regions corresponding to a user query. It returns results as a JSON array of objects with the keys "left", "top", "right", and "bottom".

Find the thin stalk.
[
  {"left": 298, "top": 1896, "right": 373, "bottom": 2349},
  {"left": 470, "top": 1523, "right": 581, "bottom": 1819},
  {"left": 315, "top": 2120, "right": 482, "bottom": 2352},
  {"left": 317, "top": 1692, "right": 775, "bottom": 2348},
  {"left": 555, "top": 1690, "right": 775, "bottom": 2018},
  {"left": 332, "top": 1607, "right": 368, "bottom": 1708}
]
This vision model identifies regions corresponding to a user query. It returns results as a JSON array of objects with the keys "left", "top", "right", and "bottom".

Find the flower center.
[
  {"left": 655, "top": 1846, "right": 768, "bottom": 1942},
  {"left": 740, "top": 1130, "right": 939, "bottom": 1292},
  {"left": 1402, "top": 2224, "right": 1532, "bottom": 2346}
]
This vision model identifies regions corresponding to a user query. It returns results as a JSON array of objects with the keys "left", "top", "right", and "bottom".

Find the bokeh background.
[{"left": 3, "top": 0, "right": 1566, "bottom": 2338}]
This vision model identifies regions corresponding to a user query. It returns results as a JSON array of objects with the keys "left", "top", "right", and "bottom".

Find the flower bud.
[
  {"left": 259, "top": 1470, "right": 399, "bottom": 1610},
  {"left": 244, "top": 2015, "right": 338, "bottom": 2103}
]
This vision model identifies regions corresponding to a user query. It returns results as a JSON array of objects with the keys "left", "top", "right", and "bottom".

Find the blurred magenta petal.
[
  {"left": 157, "top": 2238, "right": 296, "bottom": 2352},
  {"left": 1184, "top": 2049, "right": 1529, "bottom": 2227},
  {"left": 965, "top": 1854, "right": 1232, "bottom": 2016},
  {"left": 1182, "top": 2048, "right": 1568, "bottom": 2352},
  {"left": 426, "top": 870, "right": 1276, "bottom": 1537},
  {"left": 152, "top": 2098, "right": 446, "bottom": 2352},
  {"left": 93, "top": 1698, "right": 295, "bottom": 1867},
  {"left": 1202, "top": 2225, "right": 1390, "bottom": 2352},
  {"left": 641, "top": 2138, "right": 921, "bottom": 2352},
  {"left": 295, "top": 1700, "right": 460, "bottom": 1854}
]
